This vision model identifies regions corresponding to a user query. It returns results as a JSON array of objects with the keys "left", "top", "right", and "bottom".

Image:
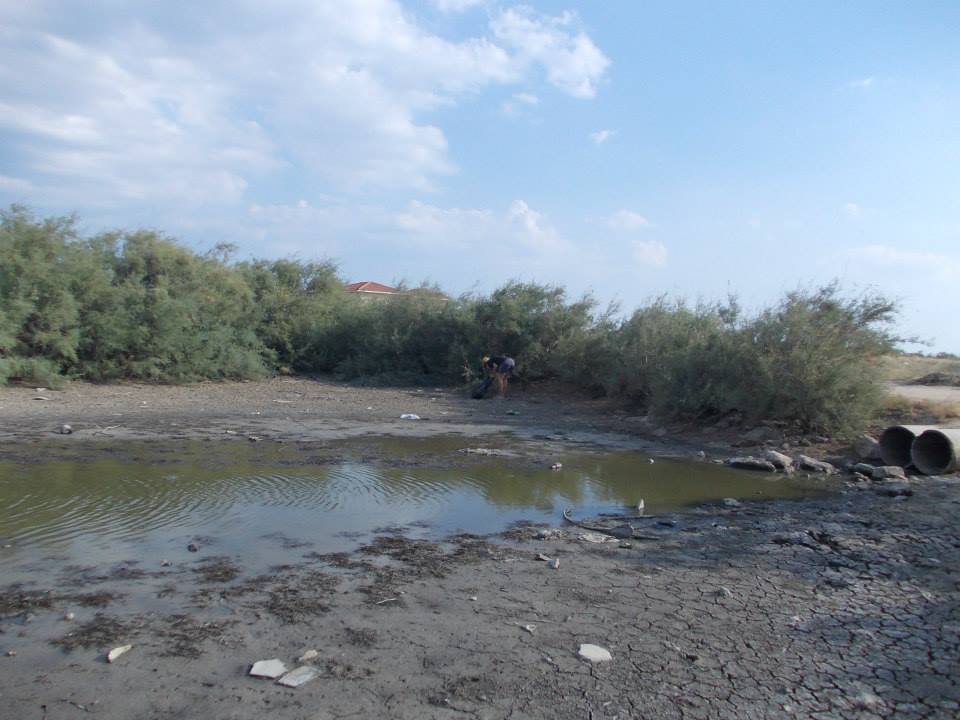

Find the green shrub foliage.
[{"left": 0, "top": 207, "right": 899, "bottom": 434}]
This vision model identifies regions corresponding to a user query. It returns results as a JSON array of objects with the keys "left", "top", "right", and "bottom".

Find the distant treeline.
[{"left": 1, "top": 206, "right": 898, "bottom": 435}]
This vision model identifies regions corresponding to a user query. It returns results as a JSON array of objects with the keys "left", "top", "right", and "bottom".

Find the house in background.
[{"left": 344, "top": 281, "right": 399, "bottom": 299}]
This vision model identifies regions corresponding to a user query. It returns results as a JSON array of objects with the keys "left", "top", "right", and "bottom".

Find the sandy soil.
[
  {"left": 1, "top": 378, "right": 958, "bottom": 719},
  {"left": 886, "top": 382, "right": 960, "bottom": 406}
]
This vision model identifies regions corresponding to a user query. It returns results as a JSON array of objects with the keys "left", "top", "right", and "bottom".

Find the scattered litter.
[
  {"left": 550, "top": 463, "right": 563, "bottom": 470},
  {"left": 400, "top": 414, "right": 420, "bottom": 420},
  {"left": 536, "top": 553, "right": 552, "bottom": 562},
  {"left": 715, "top": 586, "right": 733, "bottom": 598},
  {"left": 64, "top": 612, "right": 75, "bottom": 621},
  {"left": 722, "top": 498, "right": 742, "bottom": 508},
  {"left": 469, "top": 596, "right": 478, "bottom": 602},
  {"left": 35, "top": 387, "right": 46, "bottom": 392},
  {"left": 249, "top": 659, "right": 288, "bottom": 678},
  {"left": 6, "top": 650, "right": 16, "bottom": 657},
  {"left": 548, "top": 558, "right": 560, "bottom": 570},
  {"left": 577, "top": 533, "right": 618, "bottom": 544},
  {"left": 32, "top": 396, "right": 49, "bottom": 401},
  {"left": 648, "top": 458, "right": 655, "bottom": 464},
  {"left": 521, "top": 624, "right": 536, "bottom": 634},
  {"left": 160, "top": 559, "right": 172, "bottom": 567},
  {"left": 618, "top": 541, "right": 632, "bottom": 549},
  {"left": 58, "top": 424, "right": 73, "bottom": 435},
  {"left": 271, "top": 399, "right": 294, "bottom": 404},
  {"left": 107, "top": 645, "right": 133, "bottom": 663},
  {"left": 637, "top": 499, "right": 645, "bottom": 515},
  {"left": 375, "top": 597, "right": 399, "bottom": 605},
  {"left": 224, "top": 430, "right": 238, "bottom": 435},
  {"left": 536, "top": 528, "right": 564, "bottom": 540},
  {"left": 247, "top": 435, "right": 262, "bottom": 442},
  {"left": 277, "top": 665, "right": 320, "bottom": 688},
  {"left": 578, "top": 644, "right": 612, "bottom": 663},
  {"left": 297, "top": 649, "right": 319, "bottom": 663}
]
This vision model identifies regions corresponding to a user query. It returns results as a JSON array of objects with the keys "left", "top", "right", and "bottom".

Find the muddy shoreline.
[{"left": 1, "top": 378, "right": 958, "bottom": 719}]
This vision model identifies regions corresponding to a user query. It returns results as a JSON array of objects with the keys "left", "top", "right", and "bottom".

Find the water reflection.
[{"left": 0, "top": 438, "right": 829, "bottom": 571}]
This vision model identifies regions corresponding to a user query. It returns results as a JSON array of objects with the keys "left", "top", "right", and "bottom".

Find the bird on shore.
[{"left": 637, "top": 499, "right": 645, "bottom": 516}]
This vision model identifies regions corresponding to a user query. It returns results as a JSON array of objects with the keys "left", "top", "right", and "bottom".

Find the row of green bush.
[{"left": 0, "top": 206, "right": 898, "bottom": 435}]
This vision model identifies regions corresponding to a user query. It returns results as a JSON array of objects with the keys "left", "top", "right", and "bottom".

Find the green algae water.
[{"left": 0, "top": 436, "right": 829, "bottom": 574}]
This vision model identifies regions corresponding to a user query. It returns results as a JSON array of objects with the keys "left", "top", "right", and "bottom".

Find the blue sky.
[{"left": 1, "top": 1, "right": 958, "bottom": 352}]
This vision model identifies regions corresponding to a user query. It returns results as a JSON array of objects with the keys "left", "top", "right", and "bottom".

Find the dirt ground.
[{"left": 1, "top": 378, "right": 958, "bottom": 719}]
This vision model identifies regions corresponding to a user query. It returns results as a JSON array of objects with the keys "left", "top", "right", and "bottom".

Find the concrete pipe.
[
  {"left": 911, "top": 429, "right": 960, "bottom": 476},
  {"left": 879, "top": 425, "right": 937, "bottom": 467}
]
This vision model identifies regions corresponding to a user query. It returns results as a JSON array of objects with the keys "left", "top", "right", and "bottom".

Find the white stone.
[
  {"left": 277, "top": 666, "right": 320, "bottom": 688},
  {"left": 578, "top": 644, "right": 612, "bottom": 663},
  {"left": 249, "top": 659, "right": 288, "bottom": 678},
  {"left": 297, "top": 649, "right": 319, "bottom": 663},
  {"left": 107, "top": 645, "right": 132, "bottom": 663}
]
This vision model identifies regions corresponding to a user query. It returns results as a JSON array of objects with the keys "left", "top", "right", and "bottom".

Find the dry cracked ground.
[{"left": 1, "top": 476, "right": 958, "bottom": 719}]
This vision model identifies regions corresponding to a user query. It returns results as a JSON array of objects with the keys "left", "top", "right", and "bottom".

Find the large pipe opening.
[
  {"left": 911, "top": 429, "right": 960, "bottom": 476},
  {"left": 879, "top": 425, "right": 935, "bottom": 467}
]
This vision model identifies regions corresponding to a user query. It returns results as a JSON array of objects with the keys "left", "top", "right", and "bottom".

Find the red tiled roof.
[{"left": 344, "top": 281, "right": 398, "bottom": 294}]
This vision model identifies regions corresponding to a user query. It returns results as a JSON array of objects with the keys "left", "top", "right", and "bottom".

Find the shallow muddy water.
[{"left": 0, "top": 435, "right": 829, "bottom": 577}]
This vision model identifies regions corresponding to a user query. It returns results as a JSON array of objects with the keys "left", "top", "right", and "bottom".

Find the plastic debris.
[
  {"left": 550, "top": 463, "right": 563, "bottom": 470},
  {"left": 107, "top": 645, "right": 133, "bottom": 663},
  {"left": 577, "top": 533, "right": 618, "bottom": 544},
  {"left": 297, "top": 649, "right": 319, "bottom": 663},
  {"left": 400, "top": 414, "right": 421, "bottom": 420},
  {"left": 58, "top": 424, "right": 73, "bottom": 435},
  {"left": 548, "top": 558, "right": 560, "bottom": 570},
  {"left": 521, "top": 624, "right": 536, "bottom": 634},
  {"left": 578, "top": 644, "right": 612, "bottom": 663},
  {"left": 277, "top": 666, "right": 320, "bottom": 688},
  {"left": 64, "top": 612, "right": 75, "bottom": 621},
  {"left": 249, "top": 659, "right": 288, "bottom": 679}
]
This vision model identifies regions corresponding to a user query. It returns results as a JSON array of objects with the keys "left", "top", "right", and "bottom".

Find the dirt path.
[{"left": 1, "top": 379, "right": 958, "bottom": 719}]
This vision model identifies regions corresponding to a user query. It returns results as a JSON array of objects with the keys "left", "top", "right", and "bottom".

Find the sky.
[{"left": 1, "top": 0, "right": 958, "bottom": 352}]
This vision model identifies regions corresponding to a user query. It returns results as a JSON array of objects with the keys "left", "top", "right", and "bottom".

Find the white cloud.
[
  {"left": 849, "top": 77, "right": 875, "bottom": 88},
  {"left": 847, "top": 244, "right": 959, "bottom": 278},
  {"left": 632, "top": 239, "right": 668, "bottom": 267},
  {"left": 843, "top": 202, "right": 863, "bottom": 218},
  {"left": 590, "top": 129, "right": 615, "bottom": 144},
  {"left": 0, "top": 174, "right": 35, "bottom": 193},
  {"left": 431, "top": 0, "right": 484, "bottom": 12},
  {"left": 608, "top": 209, "right": 652, "bottom": 230},
  {"left": 491, "top": 8, "right": 610, "bottom": 98},
  {"left": 0, "top": 1, "right": 609, "bottom": 208},
  {"left": 502, "top": 91, "right": 540, "bottom": 117}
]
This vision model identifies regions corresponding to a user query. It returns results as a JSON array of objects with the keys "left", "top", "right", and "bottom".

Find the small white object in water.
[
  {"left": 277, "top": 666, "right": 320, "bottom": 688},
  {"left": 107, "top": 645, "right": 133, "bottom": 663},
  {"left": 637, "top": 499, "right": 645, "bottom": 515},
  {"left": 400, "top": 413, "right": 420, "bottom": 420},
  {"left": 578, "top": 644, "right": 612, "bottom": 663},
  {"left": 648, "top": 458, "right": 655, "bottom": 463},
  {"left": 550, "top": 462, "right": 562, "bottom": 470},
  {"left": 250, "top": 659, "right": 288, "bottom": 678},
  {"left": 64, "top": 612, "right": 75, "bottom": 621}
]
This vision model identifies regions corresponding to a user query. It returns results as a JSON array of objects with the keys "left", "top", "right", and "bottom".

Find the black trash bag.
[{"left": 472, "top": 377, "right": 493, "bottom": 399}]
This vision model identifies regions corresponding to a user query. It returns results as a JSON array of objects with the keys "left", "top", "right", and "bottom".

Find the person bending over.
[{"left": 482, "top": 355, "right": 516, "bottom": 398}]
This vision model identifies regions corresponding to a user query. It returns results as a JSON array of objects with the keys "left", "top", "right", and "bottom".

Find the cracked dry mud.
[{"left": 0, "top": 480, "right": 957, "bottom": 719}]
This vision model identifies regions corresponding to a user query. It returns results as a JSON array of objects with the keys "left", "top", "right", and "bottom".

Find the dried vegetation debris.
[{"left": 51, "top": 612, "right": 141, "bottom": 651}]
